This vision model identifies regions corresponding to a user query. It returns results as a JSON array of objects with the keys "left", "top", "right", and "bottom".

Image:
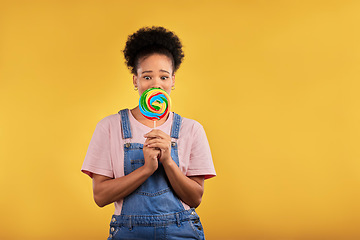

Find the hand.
[
  {"left": 144, "top": 129, "right": 172, "bottom": 164},
  {"left": 142, "top": 140, "right": 160, "bottom": 174}
]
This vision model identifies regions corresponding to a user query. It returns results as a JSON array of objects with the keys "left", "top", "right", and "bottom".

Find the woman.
[{"left": 82, "top": 26, "right": 216, "bottom": 240}]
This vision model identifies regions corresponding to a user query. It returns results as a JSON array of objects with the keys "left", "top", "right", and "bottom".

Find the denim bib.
[
  {"left": 119, "top": 108, "right": 184, "bottom": 215},
  {"left": 107, "top": 109, "right": 205, "bottom": 240}
]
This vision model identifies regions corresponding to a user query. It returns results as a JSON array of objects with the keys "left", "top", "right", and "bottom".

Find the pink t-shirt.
[{"left": 81, "top": 109, "right": 216, "bottom": 214}]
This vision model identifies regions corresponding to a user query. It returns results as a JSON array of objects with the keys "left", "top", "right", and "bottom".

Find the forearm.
[
  {"left": 93, "top": 166, "right": 153, "bottom": 207},
  {"left": 162, "top": 160, "right": 204, "bottom": 208}
]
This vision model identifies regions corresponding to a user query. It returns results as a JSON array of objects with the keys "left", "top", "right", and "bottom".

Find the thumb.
[{"left": 157, "top": 150, "right": 162, "bottom": 160}]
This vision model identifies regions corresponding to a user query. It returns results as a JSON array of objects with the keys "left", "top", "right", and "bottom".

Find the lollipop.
[{"left": 139, "top": 88, "right": 171, "bottom": 128}]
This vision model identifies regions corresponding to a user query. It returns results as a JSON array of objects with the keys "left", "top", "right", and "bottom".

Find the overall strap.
[
  {"left": 118, "top": 109, "right": 132, "bottom": 139},
  {"left": 170, "top": 113, "right": 182, "bottom": 139}
]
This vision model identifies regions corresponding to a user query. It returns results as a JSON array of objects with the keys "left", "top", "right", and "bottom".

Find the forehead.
[{"left": 137, "top": 54, "right": 173, "bottom": 73}]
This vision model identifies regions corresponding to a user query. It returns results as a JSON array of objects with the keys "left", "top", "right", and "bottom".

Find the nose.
[{"left": 151, "top": 78, "right": 163, "bottom": 89}]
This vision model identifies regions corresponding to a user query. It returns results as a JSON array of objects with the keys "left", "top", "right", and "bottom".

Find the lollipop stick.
[{"left": 153, "top": 120, "right": 156, "bottom": 129}]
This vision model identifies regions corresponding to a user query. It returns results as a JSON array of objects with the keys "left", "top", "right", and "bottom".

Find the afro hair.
[{"left": 123, "top": 26, "right": 184, "bottom": 75}]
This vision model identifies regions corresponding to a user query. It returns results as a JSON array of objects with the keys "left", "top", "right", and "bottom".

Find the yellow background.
[{"left": 1, "top": 0, "right": 359, "bottom": 239}]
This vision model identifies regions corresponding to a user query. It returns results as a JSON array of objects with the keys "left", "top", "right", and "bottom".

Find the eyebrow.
[
  {"left": 141, "top": 70, "right": 171, "bottom": 75},
  {"left": 160, "top": 70, "right": 170, "bottom": 74}
]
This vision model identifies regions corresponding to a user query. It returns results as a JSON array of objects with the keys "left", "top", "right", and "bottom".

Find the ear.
[
  {"left": 172, "top": 74, "right": 175, "bottom": 87},
  {"left": 133, "top": 75, "right": 137, "bottom": 87}
]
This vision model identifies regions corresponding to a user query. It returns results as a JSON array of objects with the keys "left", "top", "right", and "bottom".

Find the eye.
[
  {"left": 161, "top": 76, "right": 168, "bottom": 80},
  {"left": 144, "top": 76, "right": 151, "bottom": 80}
]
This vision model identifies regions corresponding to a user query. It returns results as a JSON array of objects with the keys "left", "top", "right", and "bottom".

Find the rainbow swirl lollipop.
[{"left": 139, "top": 88, "right": 171, "bottom": 121}]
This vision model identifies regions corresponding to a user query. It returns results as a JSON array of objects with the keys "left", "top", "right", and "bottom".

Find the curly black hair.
[{"left": 123, "top": 26, "right": 184, "bottom": 75}]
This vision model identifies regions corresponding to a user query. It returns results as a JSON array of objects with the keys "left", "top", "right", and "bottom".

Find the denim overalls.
[{"left": 107, "top": 109, "right": 205, "bottom": 240}]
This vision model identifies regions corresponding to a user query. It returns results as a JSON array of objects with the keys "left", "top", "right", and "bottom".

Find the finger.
[
  {"left": 143, "top": 144, "right": 161, "bottom": 151},
  {"left": 145, "top": 138, "right": 170, "bottom": 146},
  {"left": 144, "top": 136, "right": 161, "bottom": 146},
  {"left": 144, "top": 129, "right": 170, "bottom": 140},
  {"left": 145, "top": 134, "right": 171, "bottom": 142},
  {"left": 144, "top": 129, "right": 157, "bottom": 138},
  {"left": 146, "top": 142, "right": 170, "bottom": 151},
  {"left": 145, "top": 138, "right": 168, "bottom": 144}
]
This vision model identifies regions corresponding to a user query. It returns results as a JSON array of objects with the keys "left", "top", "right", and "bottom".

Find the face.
[{"left": 133, "top": 53, "right": 175, "bottom": 96}]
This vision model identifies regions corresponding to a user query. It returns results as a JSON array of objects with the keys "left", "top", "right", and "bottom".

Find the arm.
[
  {"left": 163, "top": 162, "right": 204, "bottom": 208},
  {"left": 92, "top": 145, "right": 160, "bottom": 207},
  {"left": 144, "top": 130, "right": 205, "bottom": 208}
]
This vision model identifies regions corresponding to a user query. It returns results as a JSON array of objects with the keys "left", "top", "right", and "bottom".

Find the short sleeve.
[
  {"left": 81, "top": 120, "right": 114, "bottom": 179},
  {"left": 186, "top": 122, "right": 216, "bottom": 180}
]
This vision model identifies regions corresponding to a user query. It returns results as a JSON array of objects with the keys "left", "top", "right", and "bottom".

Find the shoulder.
[
  {"left": 180, "top": 115, "right": 204, "bottom": 128},
  {"left": 95, "top": 113, "right": 120, "bottom": 131},
  {"left": 178, "top": 115, "right": 206, "bottom": 136}
]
